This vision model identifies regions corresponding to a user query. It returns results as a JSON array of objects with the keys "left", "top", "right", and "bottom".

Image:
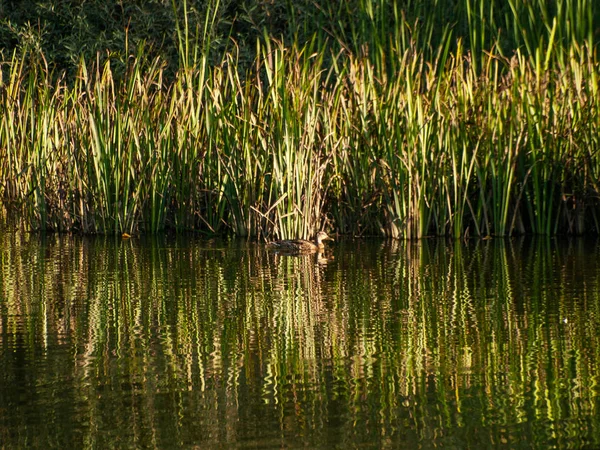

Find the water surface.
[{"left": 0, "top": 232, "right": 599, "bottom": 448}]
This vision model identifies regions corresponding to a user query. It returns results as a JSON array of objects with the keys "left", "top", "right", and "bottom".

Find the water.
[{"left": 0, "top": 231, "right": 599, "bottom": 449}]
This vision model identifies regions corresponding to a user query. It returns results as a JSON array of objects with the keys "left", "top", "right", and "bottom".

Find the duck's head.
[{"left": 315, "top": 231, "right": 334, "bottom": 245}]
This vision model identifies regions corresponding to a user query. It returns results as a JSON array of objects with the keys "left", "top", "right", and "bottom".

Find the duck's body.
[{"left": 267, "top": 231, "right": 334, "bottom": 252}]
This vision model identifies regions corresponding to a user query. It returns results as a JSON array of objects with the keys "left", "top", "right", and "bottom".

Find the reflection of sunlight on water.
[{"left": 0, "top": 233, "right": 599, "bottom": 448}]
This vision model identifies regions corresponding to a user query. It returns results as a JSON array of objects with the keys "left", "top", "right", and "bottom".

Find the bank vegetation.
[{"left": 1, "top": 0, "right": 599, "bottom": 238}]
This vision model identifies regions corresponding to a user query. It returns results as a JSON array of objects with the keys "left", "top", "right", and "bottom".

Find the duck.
[{"left": 266, "top": 231, "right": 334, "bottom": 252}]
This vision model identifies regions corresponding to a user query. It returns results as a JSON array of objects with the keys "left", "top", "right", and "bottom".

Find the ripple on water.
[{"left": 0, "top": 234, "right": 600, "bottom": 448}]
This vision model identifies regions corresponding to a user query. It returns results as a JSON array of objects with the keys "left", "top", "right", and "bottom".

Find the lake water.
[{"left": 0, "top": 231, "right": 599, "bottom": 449}]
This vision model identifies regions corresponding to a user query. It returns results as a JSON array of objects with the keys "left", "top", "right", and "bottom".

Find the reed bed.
[{"left": 0, "top": 1, "right": 599, "bottom": 238}]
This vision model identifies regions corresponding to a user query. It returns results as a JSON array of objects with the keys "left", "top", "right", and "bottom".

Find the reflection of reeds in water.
[{"left": 0, "top": 233, "right": 599, "bottom": 447}]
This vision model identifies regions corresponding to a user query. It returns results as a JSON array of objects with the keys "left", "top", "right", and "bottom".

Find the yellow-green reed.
[
  {"left": 1, "top": 1, "right": 599, "bottom": 238},
  {"left": 259, "top": 38, "right": 331, "bottom": 240}
]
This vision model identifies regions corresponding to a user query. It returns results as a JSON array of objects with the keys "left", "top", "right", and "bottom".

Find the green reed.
[{"left": 0, "top": 0, "right": 598, "bottom": 237}]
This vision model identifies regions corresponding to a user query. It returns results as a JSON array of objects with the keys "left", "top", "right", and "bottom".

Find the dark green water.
[{"left": 0, "top": 232, "right": 599, "bottom": 449}]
